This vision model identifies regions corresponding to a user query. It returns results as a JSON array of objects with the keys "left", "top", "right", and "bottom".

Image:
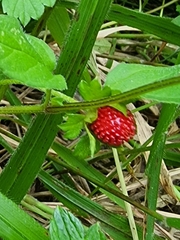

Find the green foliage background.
[{"left": 0, "top": 0, "right": 180, "bottom": 240}]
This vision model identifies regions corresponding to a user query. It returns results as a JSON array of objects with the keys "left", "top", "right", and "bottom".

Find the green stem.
[
  {"left": 112, "top": 148, "right": 139, "bottom": 240},
  {"left": 0, "top": 104, "right": 44, "bottom": 114},
  {"left": 146, "top": 0, "right": 179, "bottom": 14},
  {"left": 23, "top": 195, "right": 54, "bottom": 216},
  {"left": 21, "top": 200, "right": 52, "bottom": 220},
  {"left": 1, "top": 76, "right": 180, "bottom": 115},
  {"left": 43, "top": 90, "right": 51, "bottom": 108},
  {"left": 46, "top": 76, "right": 180, "bottom": 113},
  {"left": 0, "top": 79, "right": 21, "bottom": 85}
]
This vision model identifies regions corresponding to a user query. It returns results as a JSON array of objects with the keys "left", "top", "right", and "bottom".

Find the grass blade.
[
  {"left": 39, "top": 170, "right": 144, "bottom": 240},
  {"left": 107, "top": 4, "right": 180, "bottom": 46},
  {"left": 56, "top": 0, "right": 112, "bottom": 96},
  {"left": 0, "top": 114, "right": 61, "bottom": 203},
  {"left": 145, "top": 104, "right": 179, "bottom": 239},
  {"left": 0, "top": 192, "right": 49, "bottom": 240}
]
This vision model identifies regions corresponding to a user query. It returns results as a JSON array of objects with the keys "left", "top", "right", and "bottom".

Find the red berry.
[{"left": 88, "top": 106, "right": 136, "bottom": 147}]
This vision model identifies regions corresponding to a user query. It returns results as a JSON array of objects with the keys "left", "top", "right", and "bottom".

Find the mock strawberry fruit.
[{"left": 88, "top": 106, "right": 136, "bottom": 147}]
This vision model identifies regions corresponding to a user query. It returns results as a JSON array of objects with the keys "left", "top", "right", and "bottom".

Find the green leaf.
[
  {"left": 74, "top": 135, "right": 92, "bottom": 159},
  {"left": 176, "top": 5, "right": 180, "bottom": 13},
  {"left": 59, "top": 114, "right": 85, "bottom": 139},
  {"left": 85, "top": 223, "right": 107, "bottom": 240},
  {"left": 0, "top": 192, "right": 49, "bottom": 240},
  {"left": 85, "top": 125, "right": 97, "bottom": 157},
  {"left": 172, "top": 16, "right": 180, "bottom": 27},
  {"left": 49, "top": 207, "right": 84, "bottom": 240},
  {"left": 0, "top": 15, "right": 66, "bottom": 90},
  {"left": 105, "top": 63, "right": 180, "bottom": 103},
  {"left": 79, "top": 79, "right": 111, "bottom": 101},
  {"left": 25, "top": 34, "right": 56, "bottom": 71},
  {"left": 74, "top": 135, "right": 100, "bottom": 160},
  {"left": 165, "top": 217, "right": 180, "bottom": 230},
  {"left": 50, "top": 96, "right": 64, "bottom": 106},
  {"left": 2, "top": 0, "right": 56, "bottom": 26}
]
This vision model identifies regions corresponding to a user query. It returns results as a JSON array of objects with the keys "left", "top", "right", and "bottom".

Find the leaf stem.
[
  {"left": 0, "top": 104, "right": 44, "bottom": 114},
  {"left": 112, "top": 148, "right": 139, "bottom": 240},
  {"left": 46, "top": 76, "right": 180, "bottom": 113},
  {"left": 0, "top": 76, "right": 180, "bottom": 115}
]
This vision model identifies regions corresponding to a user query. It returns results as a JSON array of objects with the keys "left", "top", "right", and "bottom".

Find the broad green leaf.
[
  {"left": 105, "top": 63, "right": 180, "bottom": 103},
  {"left": 2, "top": 0, "right": 56, "bottom": 26},
  {"left": 79, "top": 79, "right": 111, "bottom": 101},
  {"left": 0, "top": 192, "right": 49, "bottom": 240},
  {"left": 50, "top": 207, "right": 84, "bottom": 240},
  {"left": 0, "top": 15, "right": 66, "bottom": 90},
  {"left": 25, "top": 34, "right": 56, "bottom": 71},
  {"left": 59, "top": 114, "right": 85, "bottom": 139},
  {"left": 85, "top": 223, "right": 107, "bottom": 240}
]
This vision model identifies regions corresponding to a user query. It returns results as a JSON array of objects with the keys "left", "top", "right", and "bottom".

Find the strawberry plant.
[{"left": 0, "top": 0, "right": 180, "bottom": 240}]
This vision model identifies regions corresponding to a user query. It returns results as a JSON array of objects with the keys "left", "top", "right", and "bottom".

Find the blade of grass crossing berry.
[
  {"left": 0, "top": 192, "right": 49, "bottom": 240},
  {"left": 145, "top": 104, "right": 179, "bottom": 240},
  {"left": 0, "top": 114, "right": 61, "bottom": 203},
  {"left": 107, "top": 4, "right": 180, "bottom": 46}
]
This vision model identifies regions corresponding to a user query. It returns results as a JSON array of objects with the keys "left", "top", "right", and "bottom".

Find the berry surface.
[{"left": 88, "top": 106, "right": 136, "bottom": 147}]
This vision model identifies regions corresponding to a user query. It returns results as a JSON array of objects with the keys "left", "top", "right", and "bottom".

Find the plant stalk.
[{"left": 112, "top": 148, "right": 139, "bottom": 240}]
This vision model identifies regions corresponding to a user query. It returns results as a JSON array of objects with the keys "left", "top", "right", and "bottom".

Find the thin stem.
[
  {"left": 146, "top": 0, "right": 178, "bottom": 14},
  {"left": 112, "top": 148, "right": 139, "bottom": 240},
  {"left": 1, "top": 75, "right": 180, "bottom": 115},
  {"left": 46, "top": 76, "right": 180, "bottom": 113},
  {"left": 23, "top": 195, "right": 54, "bottom": 215},
  {"left": 139, "top": 0, "right": 142, "bottom": 12},
  {"left": 0, "top": 79, "right": 21, "bottom": 85},
  {"left": 0, "top": 104, "right": 44, "bottom": 114},
  {"left": 43, "top": 89, "right": 51, "bottom": 108}
]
